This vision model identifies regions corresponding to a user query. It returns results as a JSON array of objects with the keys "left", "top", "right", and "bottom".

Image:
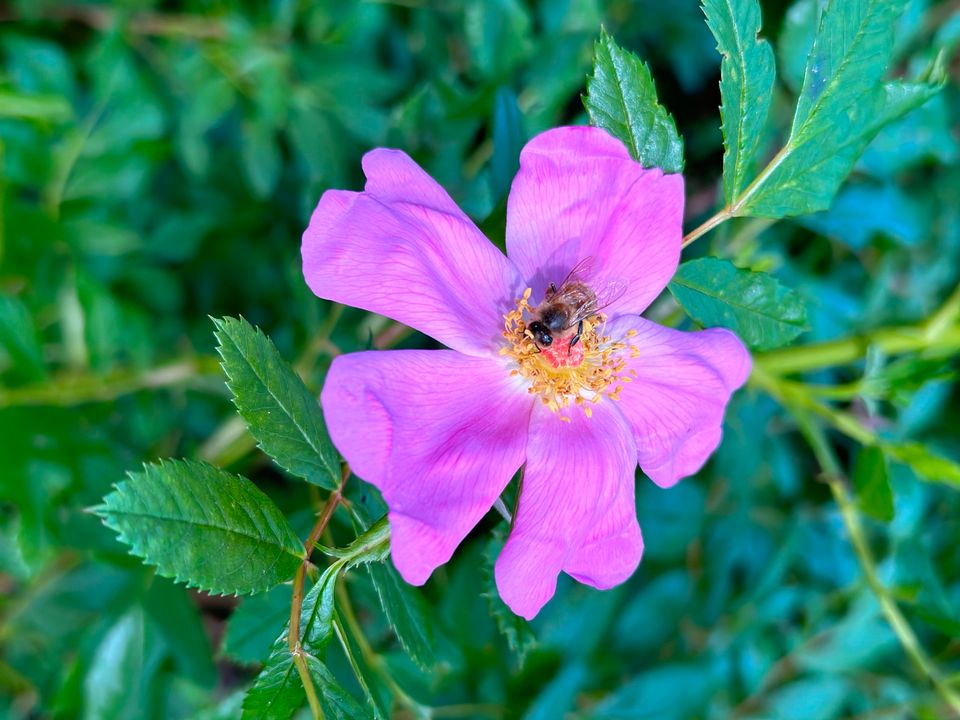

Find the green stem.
[
  {"left": 776, "top": 392, "right": 960, "bottom": 716},
  {"left": 756, "top": 324, "right": 960, "bottom": 375},
  {"left": 681, "top": 207, "right": 732, "bottom": 248},
  {"left": 0, "top": 356, "right": 222, "bottom": 408}
]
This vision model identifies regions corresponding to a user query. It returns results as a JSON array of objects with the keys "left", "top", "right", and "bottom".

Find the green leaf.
[
  {"left": 213, "top": 316, "right": 340, "bottom": 490},
  {"left": 852, "top": 446, "right": 894, "bottom": 522},
  {"left": 483, "top": 531, "right": 536, "bottom": 666},
  {"left": 222, "top": 585, "right": 293, "bottom": 665},
  {"left": 240, "top": 117, "right": 281, "bottom": 199},
  {"left": 83, "top": 609, "right": 147, "bottom": 720},
  {"left": 95, "top": 459, "right": 304, "bottom": 595},
  {"left": 702, "top": 0, "right": 776, "bottom": 204},
  {"left": 0, "top": 294, "right": 46, "bottom": 381},
  {"left": 584, "top": 29, "right": 684, "bottom": 173},
  {"left": 668, "top": 258, "right": 809, "bottom": 351},
  {"left": 368, "top": 562, "right": 436, "bottom": 671},
  {"left": 0, "top": 89, "right": 72, "bottom": 122},
  {"left": 489, "top": 86, "right": 524, "bottom": 202},
  {"left": 307, "top": 655, "right": 372, "bottom": 720},
  {"left": 240, "top": 563, "right": 342, "bottom": 720},
  {"left": 737, "top": 0, "right": 940, "bottom": 217},
  {"left": 883, "top": 442, "right": 960, "bottom": 488},
  {"left": 321, "top": 516, "right": 390, "bottom": 568}
]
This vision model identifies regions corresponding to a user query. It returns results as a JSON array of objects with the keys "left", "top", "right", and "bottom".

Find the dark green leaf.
[
  {"left": 584, "top": 29, "right": 684, "bottom": 173},
  {"left": 222, "top": 585, "right": 293, "bottom": 665},
  {"left": 368, "top": 561, "right": 436, "bottom": 671},
  {"left": 738, "top": 0, "right": 941, "bottom": 217},
  {"left": 489, "top": 87, "right": 524, "bottom": 202},
  {"left": 668, "top": 258, "right": 809, "bottom": 351},
  {"left": 213, "top": 316, "right": 340, "bottom": 490},
  {"left": 482, "top": 531, "right": 536, "bottom": 666},
  {"left": 307, "top": 655, "right": 372, "bottom": 720},
  {"left": 240, "top": 117, "right": 281, "bottom": 199},
  {"left": 853, "top": 446, "right": 894, "bottom": 522},
  {"left": 95, "top": 459, "right": 304, "bottom": 595},
  {"left": 702, "top": 0, "right": 776, "bottom": 204}
]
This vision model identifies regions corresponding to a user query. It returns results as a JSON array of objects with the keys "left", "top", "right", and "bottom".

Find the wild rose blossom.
[{"left": 302, "top": 126, "right": 750, "bottom": 619}]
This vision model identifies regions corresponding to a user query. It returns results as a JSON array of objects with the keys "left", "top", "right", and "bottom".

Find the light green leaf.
[
  {"left": 321, "top": 516, "right": 390, "bottom": 568},
  {"left": 0, "top": 89, "right": 72, "bottom": 122},
  {"left": 702, "top": 0, "right": 776, "bottom": 204},
  {"left": 368, "top": 562, "right": 436, "bottom": 671},
  {"left": 852, "top": 446, "right": 894, "bottom": 521},
  {"left": 668, "top": 258, "right": 809, "bottom": 351},
  {"left": 737, "top": 0, "right": 940, "bottom": 217},
  {"left": 884, "top": 442, "right": 960, "bottom": 488},
  {"left": 95, "top": 459, "right": 304, "bottom": 595},
  {"left": 240, "top": 117, "right": 281, "bottom": 199},
  {"left": 213, "top": 316, "right": 340, "bottom": 490},
  {"left": 584, "top": 29, "right": 684, "bottom": 173},
  {"left": 83, "top": 610, "right": 146, "bottom": 720}
]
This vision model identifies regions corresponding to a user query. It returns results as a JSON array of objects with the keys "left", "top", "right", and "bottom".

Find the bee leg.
[
  {"left": 548, "top": 282, "right": 557, "bottom": 297},
  {"left": 568, "top": 320, "right": 584, "bottom": 354}
]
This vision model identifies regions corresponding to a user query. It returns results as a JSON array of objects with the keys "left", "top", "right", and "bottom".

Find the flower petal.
[
  {"left": 494, "top": 402, "right": 638, "bottom": 619},
  {"left": 321, "top": 349, "right": 531, "bottom": 584},
  {"left": 505, "top": 126, "right": 684, "bottom": 315},
  {"left": 609, "top": 317, "right": 751, "bottom": 488},
  {"left": 302, "top": 149, "right": 523, "bottom": 356}
]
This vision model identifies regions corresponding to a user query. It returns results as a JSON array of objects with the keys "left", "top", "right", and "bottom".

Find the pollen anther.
[{"left": 501, "top": 289, "right": 633, "bottom": 418}]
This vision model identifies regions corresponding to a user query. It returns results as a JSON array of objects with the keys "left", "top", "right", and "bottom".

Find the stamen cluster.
[{"left": 500, "top": 288, "right": 639, "bottom": 420}]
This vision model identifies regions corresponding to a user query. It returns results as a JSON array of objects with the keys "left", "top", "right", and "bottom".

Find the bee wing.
[{"left": 594, "top": 278, "right": 628, "bottom": 314}]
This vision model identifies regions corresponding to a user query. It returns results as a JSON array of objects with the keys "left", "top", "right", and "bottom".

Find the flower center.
[{"left": 500, "top": 288, "right": 638, "bottom": 420}]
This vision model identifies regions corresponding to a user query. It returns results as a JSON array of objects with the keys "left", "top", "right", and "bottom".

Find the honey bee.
[{"left": 526, "top": 259, "right": 622, "bottom": 354}]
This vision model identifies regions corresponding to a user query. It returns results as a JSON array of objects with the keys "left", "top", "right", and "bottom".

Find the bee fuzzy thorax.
[{"left": 500, "top": 288, "right": 638, "bottom": 419}]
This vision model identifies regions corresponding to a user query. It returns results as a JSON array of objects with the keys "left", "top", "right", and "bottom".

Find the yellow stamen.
[{"left": 500, "top": 288, "right": 636, "bottom": 419}]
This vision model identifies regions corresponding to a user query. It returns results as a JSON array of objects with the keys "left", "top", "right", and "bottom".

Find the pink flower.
[{"left": 302, "top": 126, "right": 750, "bottom": 620}]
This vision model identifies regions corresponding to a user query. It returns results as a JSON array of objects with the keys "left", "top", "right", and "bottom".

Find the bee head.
[{"left": 527, "top": 321, "right": 553, "bottom": 346}]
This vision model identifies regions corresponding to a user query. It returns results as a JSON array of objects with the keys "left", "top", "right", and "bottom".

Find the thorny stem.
[
  {"left": 791, "top": 412, "right": 960, "bottom": 718},
  {"left": 288, "top": 468, "right": 349, "bottom": 720}
]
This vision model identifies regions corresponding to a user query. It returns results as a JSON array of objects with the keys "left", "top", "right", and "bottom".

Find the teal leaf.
[
  {"left": 668, "top": 258, "right": 809, "bottom": 351},
  {"left": 240, "top": 117, "right": 281, "bottom": 199},
  {"left": 368, "top": 561, "right": 437, "bottom": 671},
  {"left": 884, "top": 442, "right": 960, "bottom": 488},
  {"left": 584, "top": 29, "right": 684, "bottom": 173},
  {"left": 853, "top": 446, "right": 894, "bottom": 522},
  {"left": 489, "top": 86, "right": 524, "bottom": 202},
  {"left": 737, "top": 0, "right": 941, "bottom": 217},
  {"left": 702, "top": 0, "right": 776, "bottom": 204},
  {"left": 213, "top": 316, "right": 340, "bottom": 490},
  {"left": 95, "top": 459, "right": 304, "bottom": 595}
]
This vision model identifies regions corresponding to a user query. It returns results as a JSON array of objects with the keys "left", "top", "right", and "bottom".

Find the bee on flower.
[{"left": 302, "top": 126, "right": 750, "bottom": 619}]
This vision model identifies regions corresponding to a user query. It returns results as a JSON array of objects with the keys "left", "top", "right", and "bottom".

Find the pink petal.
[
  {"left": 505, "top": 126, "right": 684, "bottom": 314},
  {"left": 609, "top": 317, "right": 751, "bottom": 488},
  {"left": 321, "top": 350, "right": 532, "bottom": 584},
  {"left": 494, "top": 403, "right": 639, "bottom": 619},
  {"left": 302, "top": 149, "right": 523, "bottom": 357}
]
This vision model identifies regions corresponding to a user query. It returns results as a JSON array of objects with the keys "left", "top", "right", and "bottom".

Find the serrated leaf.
[
  {"left": 96, "top": 459, "right": 304, "bottom": 595},
  {"left": 736, "top": 0, "right": 940, "bottom": 217},
  {"left": 320, "top": 516, "right": 390, "bottom": 568},
  {"left": 852, "top": 446, "right": 893, "bottom": 521},
  {"left": 222, "top": 585, "right": 293, "bottom": 665},
  {"left": 483, "top": 531, "right": 536, "bottom": 666},
  {"left": 584, "top": 29, "right": 684, "bottom": 173},
  {"left": 307, "top": 655, "right": 372, "bottom": 720},
  {"left": 368, "top": 562, "right": 436, "bottom": 671},
  {"left": 668, "top": 258, "right": 809, "bottom": 351},
  {"left": 241, "top": 563, "right": 342, "bottom": 720},
  {"left": 702, "top": 0, "right": 775, "bottom": 204},
  {"left": 213, "top": 316, "right": 340, "bottom": 490}
]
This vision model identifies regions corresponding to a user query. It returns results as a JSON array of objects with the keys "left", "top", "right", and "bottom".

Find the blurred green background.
[{"left": 1, "top": 0, "right": 959, "bottom": 718}]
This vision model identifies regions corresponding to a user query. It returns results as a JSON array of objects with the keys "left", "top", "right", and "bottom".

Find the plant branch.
[{"left": 288, "top": 474, "right": 348, "bottom": 720}]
